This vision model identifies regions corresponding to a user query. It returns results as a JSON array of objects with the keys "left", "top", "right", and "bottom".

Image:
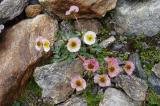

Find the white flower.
[
  {"left": 83, "top": 31, "right": 96, "bottom": 45},
  {"left": 42, "top": 38, "right": 50, "bottom": 52},
  {"left": 35, "top": 36, "right": 43, "bottom": 51},
  {"left": 67, "top": 37, "right": 81, "bottom": 52}
]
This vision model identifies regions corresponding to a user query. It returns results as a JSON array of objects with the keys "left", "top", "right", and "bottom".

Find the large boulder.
[
  {"left": 114, "top": 0, "right": 160, "bottom": 36},
  {"left": 0, "top": 0, "right": 28, "bottom": 24},
  {"left": 33, "top": 59, "right": 84, "bottom": 104},
  {"left": 99, "top": 88, "right": 142, "bottom": 106},
  {"left": 115, "top": 75, "right": 148, "bottom": 101},
  {"left": 57, "top": 96, "right": 87, "bottom": 106},
  {"left": 39, "top": 0, "right": 117, "bottom": 19},
  {"left": 0, "top": 14, "right": 58, "bottom": 105}
]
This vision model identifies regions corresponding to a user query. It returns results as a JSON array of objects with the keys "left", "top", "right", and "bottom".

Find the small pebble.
[{"left": 99, "top": 36, "right": 116, "bottom": 48}]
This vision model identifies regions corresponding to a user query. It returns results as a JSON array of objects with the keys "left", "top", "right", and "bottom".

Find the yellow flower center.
[
  {"left": 87, "top": 63, "right": 94, "bottom": 70},
  {"left": 125, "top": 64, "right": 131, "bottom": 70},
  {"left": 108, "top": 66, "right": 115, "bottom": 73},
  {"left": 44, "top": 41, "right": 49, "bottom": 48},
  {"left": 99, "top": 76, "right": 106, "bottom": 83},
  {"left": 37, "top": 41, "right": 42, "bottom": 47},
  {"left": 76, "top": 80, "right": 82, "bottom": 87},
  {"left": 86, "top": 34, "right": 94, "bottom": 41},
  {"left": 70, "top": 41, "right": 77, "bottom": 48}
]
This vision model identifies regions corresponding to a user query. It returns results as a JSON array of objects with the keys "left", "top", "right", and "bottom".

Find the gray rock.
[
  {"left": 109, "top": 31, "right": 117, "bottom": 36},
  {"left": 115, "top": 75, "right": 148, "bottom": 101},
  {"left": 114, "top": 0, "right": 160, "bottom": 36},
  {"left": 60, "top": 21, "right": 74, "bottom": 32},
  {"left": 0, "top": 0, "right": 28, "bottom": 24},
  {"left": 99, "top": 36, "right": 116, "bottom": 48},
  {"left": 152, "top": 62, "right": 160, "bottom": 79},
  {"left": 148, "top": 72, "right": 160, "bottom": 95},
  {"left": 129, "top": 53, "right": 147, "bottom": 80},
  {"left": 100, "top": 88, "right": 142, "bottom": 106},
  {"left": 111, "top": 42, "right": 125, "bottom": 51},
  {"left": 33, "top": 60, "right": 84, "bottom": 104},
  {"left": 58, "top": 96, "right": 87, "bottom": 106},
  {"left": 29, "top": 0, "right": 39, "bottom": 4}
]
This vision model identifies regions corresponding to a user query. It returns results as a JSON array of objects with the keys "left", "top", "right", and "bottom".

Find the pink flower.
[
  {"left": 107, "top": 63, "right": 120, "bottom": 78},
  {"left": 35, "top": 36, "right": 43, "bottom": 51},
  {"left": 70, "top": 75, "right": 86, "bottom": 91},
  {"left": 104, "top": 57, "right": 118, "bottom": 65},
  {"left": 94, "top": 74, "right": 111, "bottom": 87},
  {"left": 83, "top": 58, "right": 99, "bottom": 72},
  {"left": 124, "top": 61, "right": 135, "bottom": 75},
  {"left": 65, "top": 5, "right": 79, "bottom": 15}
]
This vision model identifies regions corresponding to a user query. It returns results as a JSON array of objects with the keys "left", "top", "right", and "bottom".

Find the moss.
[
  {"left": 146, "top": 88, "right": 160, "bottom": 106},
  {"left": 13, "top": 77, "right": 42, "bottom": 106},
  {"left": 140, "top": 49, "right": 160, "bottom": 76},
  {"left": 82, "top": 90, "right": 103, "bottom": 106}
]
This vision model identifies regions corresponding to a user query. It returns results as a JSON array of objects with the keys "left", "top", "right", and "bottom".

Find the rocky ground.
[{"left": 0, "top": 0, "right": 160, "bottom": 106}]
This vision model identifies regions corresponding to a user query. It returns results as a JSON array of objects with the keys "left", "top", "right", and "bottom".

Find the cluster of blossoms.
[
  {"left": 35, "top": 36, "right": 50, "bottom": 52},
  {"left": 71, "top": 57, "right": 135, "bottom": 92},
  {"left": 64, "top": 6, "right": 135, "bottom": 91},
  {"left": 67, "top": 31, "right": 97, "bottom": 52}
]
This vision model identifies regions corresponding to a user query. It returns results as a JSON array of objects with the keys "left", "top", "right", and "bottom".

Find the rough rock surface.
[
  {"left": 148, "top": 73, "right": 160, "bottom": 95},
  {"left": 58, "top": 96, "right": 87, "bottom": 106},
  {"left": 74, "top": 19, "right": 101, "bottom": 34},
  {"left": 152, "top": 62, "right": 160, "bottom": 79},
  {"left": 114, "top": 0, "right": 160, "bottom": 36},
  {"left": 34, "top": 60, "right": 84, "bottom": 104},
  {"left": 0, "top": 0, "right": 28, "bottom": 24},
  {"left": 39, "top": 0, "right": 117, "bottom": 19},
  {"left": 99, "top": 36, "right": 116, "bottom": 48},
  {"left": 25, "top": 4, "right": 43, "bottom": 18},
  {"left": 0, "top": 14, "right": 58, "bottom": 105},
  {"left": 60, "top": 21, "right": 74, "bottom": 33},
  {"left": 129, "top": 53, "right": 147, "bottom": 80},
  {"left": 115, "top": 75, "right": 148, "bottom": 101},
  {"left": 99, "top": 88, "right": 142, "bottom": 106}
]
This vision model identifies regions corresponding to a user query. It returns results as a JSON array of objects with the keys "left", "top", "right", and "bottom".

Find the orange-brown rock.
[
  {"left": 74, "top": 19, "right": 101, "bottom": 34},
  {"left": 0, "top": 14, "right": 58, "bottom": 105},
  {"left": 25, "top": 4, "right": 43, "bottom": 18},
  {"left": 39, "top": 0, "right": 117, "bottom": 19}
]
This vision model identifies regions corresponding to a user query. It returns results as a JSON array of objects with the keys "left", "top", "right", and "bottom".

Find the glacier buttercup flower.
[
  {"left": 67, "top": 37, "right": 81, "bottom": 52},
  {"left": 104, "top": 56, "right": 118, "bottom": 65},
  {"left": 42, "top": 38, "right": 50, "bottom": 52},
  {"left": 65, "top": 5, "right": 79, "bottom": 15},
  {"left": 83, "top": 31, "right": 96, "bottom": 45},
  {"left": 124, "top": 61, "right": 135, "bottom": 75},
  {"left": 107, "top": 63, "right": 120, "bottom": 78},
  {"left": 71, "top": 75, "right": 86, "bottom": 91},
  {"left": 35, "top": 36, "right": 43, "bottom": 51},
  {"left": 94, "top": 74, "right": 111, "bottom": 87},
  {"left": 83, "top": 58, "right": 99, "bottom": 72}
]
